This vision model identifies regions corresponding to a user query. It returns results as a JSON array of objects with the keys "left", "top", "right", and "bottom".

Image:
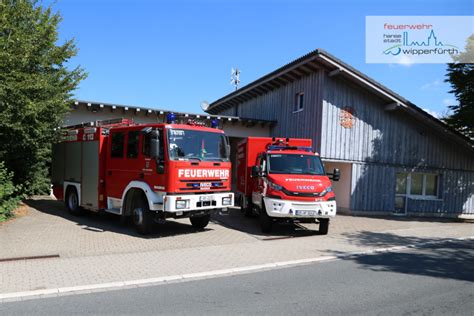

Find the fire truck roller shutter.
[
  {"left": 121, "top": 181, "right": 165, "bottom": 214},
  {"left": 82, "top": 141, "right": 100, "bottom": 209},
  {"left": 64, "top": 142, "right": 81, "bottom": 182},
  {"left": 228, "top": 137, "right": 244, "bottom": 202}
]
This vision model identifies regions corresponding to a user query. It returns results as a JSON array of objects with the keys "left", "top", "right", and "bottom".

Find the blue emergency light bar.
[
  {"left": 166, "top": 113, "right": 177, "bottom": 124},
  {"left": 267, "top": 145, "right": 313, "bottom": 152},
  {"left": 166, "top": 112, "right": 220, "bottom": 128}
]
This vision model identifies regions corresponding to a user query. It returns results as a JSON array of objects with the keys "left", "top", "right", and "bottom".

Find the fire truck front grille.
[
  {"left": 180, "top": 181, "right": 225, "bottom": 190},
  {"left": 281, "top": 188, "right": 322, "bottom": 197}
]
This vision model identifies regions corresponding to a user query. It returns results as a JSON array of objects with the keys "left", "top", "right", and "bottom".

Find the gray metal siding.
[
  {"left": 322, "top": 75, "right": 473, "bottom": 214},
  {"left": 442, "top": 169, "right": 474, "bottom": 214},
  {"left": 405, "top": 169, "right": 474, "bottom": 214},
  {"left": 229, "top": 71, "right": 324, "bottom": 151},
  {"left": 350, "top": 162, "right": 474, "bottom": 214},
  {"left": 350, "top": 163, "right": 395, "bottom": 212},
  {"left": 406, "top": 199, "right": 444, "bottom": 214},
  {"left": 321, "top": 76, "right": 473, "bottom": 171}
]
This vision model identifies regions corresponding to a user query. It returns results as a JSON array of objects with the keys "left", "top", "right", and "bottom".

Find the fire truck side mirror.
[
  {"left": 332, "top": 168, "right": 340, "bottom": 182},
  {"left": 150, "top": 130, "right": 160, "bottom": 159},
  {"left": 251, "top": 166, "right": 260, "bottom": 178}
]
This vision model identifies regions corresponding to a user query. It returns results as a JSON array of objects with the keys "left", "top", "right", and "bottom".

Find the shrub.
[{"left": 0, "top": 162, "right": 22, "bottom": 222}]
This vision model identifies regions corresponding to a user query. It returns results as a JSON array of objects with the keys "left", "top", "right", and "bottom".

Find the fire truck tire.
[
  {"left": 318, "top": 218, "right": 329, "bottom": 235},
  {"left": 132, "top": 196, "right": 153, "bottom": 235},
  {"left": 65, "top": 186, "right": 83, "bottom": 216},
  {"left": 190, "top": 214, "right": 210, "bottom": 230},
  {"left": 259, "top": 207, "right": 272, "bottom": 233}
]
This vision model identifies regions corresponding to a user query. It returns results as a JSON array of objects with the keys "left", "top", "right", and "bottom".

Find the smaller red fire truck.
[
  {"left": 237, "top": 137, "right": 340, "bottom": 234},
  {"left": 52, "top": 116, "right": 234, "bottom": 234}
]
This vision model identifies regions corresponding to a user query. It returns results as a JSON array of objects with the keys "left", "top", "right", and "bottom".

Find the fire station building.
[{"left": 65, "top": 48, "right": 474, "bottom": 218}]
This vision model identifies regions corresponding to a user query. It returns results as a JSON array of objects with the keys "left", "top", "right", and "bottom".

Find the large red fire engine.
[
  {"left": 52, "top": 117, "right": 234, "bottom": 234},
  {"left": 237, "top": 137, "right": 339, "bottom": 234}
]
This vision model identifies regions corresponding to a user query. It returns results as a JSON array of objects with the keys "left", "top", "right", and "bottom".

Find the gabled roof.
[{"left": 207, "top": 49, "right": 473, "bottom": 151}]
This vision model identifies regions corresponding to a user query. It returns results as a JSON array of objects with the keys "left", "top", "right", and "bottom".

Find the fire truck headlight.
[
  {"left": 268, "top": 181, "right": 283, "bottom": 191},
  {"left": 222, "top": 197, "right": 232, "bottom": 206},
  {"left": 175, "top": 200, "right": 189, "bottom": 210},
  {"left": 320, "top": 186, "right": 333, "bottom": 196}
]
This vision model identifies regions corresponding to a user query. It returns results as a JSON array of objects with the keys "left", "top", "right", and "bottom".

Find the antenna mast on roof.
[{"left": 230, "top": 68, "right": 240, "bottom": 90}]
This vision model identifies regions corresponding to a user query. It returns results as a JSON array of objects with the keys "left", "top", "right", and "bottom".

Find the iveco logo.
[{"left": 296, "top": 185, "right": 315, "bottom": 190}]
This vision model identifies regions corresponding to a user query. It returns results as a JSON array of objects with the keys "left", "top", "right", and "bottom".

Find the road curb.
[{"left": 1, "top": 236, "right": 472, "bottom": 302}]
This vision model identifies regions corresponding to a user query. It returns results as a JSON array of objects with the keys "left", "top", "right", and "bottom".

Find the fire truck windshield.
[
  {"left": 268, "top": 154, "right": 325, "bottom": 175},
  {"left": 167, "top": 129, "right": 229, "bottom": 162}
]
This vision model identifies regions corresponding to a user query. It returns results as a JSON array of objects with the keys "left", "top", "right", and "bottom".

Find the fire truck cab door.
[
  {"left": 142, "top": 128, "right": 166, "bottom": 192},
  {"left": 106, "top": 131, "right": 128, "bottom": 202},
  {"left": 251, "top": 153, "right": 266, "bottom": 208},
  {"left": 106, "top": 129, "right": 144, "bottom": 202}
]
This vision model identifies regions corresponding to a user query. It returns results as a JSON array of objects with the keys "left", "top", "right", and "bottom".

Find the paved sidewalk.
[{"left": 0, "top": 197, "right": 472, "bottom": 296}]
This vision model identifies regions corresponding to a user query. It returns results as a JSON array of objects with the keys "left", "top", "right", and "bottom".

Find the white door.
[{"left": 323, "top": 161, "right": 352, "bottom": 213}]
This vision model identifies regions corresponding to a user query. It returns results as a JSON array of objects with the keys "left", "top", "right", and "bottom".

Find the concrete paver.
[{"left": 0, "top": 197, "right": 472, "bottom": 295}]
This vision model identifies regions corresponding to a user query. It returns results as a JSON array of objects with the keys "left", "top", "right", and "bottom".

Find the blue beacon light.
[
  {"left": 211, "top": 118, "right": 219, "bottom": 128},
  {"left": 166, "top": 113, "right": 176, "bottom": 124}
]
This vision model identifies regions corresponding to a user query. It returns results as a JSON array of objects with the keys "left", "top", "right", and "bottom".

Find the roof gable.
[{"left": 207, "top": 49, "right": 473, "bottom": 151}]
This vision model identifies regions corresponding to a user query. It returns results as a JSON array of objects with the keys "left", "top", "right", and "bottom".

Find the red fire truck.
[
  {"left": 52, "top": 117, "right": 234, "bottom": 234},
  {"left": 237, "top": 137, "right": 339, "bottom": 234}
]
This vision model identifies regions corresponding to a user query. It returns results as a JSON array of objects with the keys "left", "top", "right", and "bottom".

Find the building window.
[
  {"left": 127, "top": 131, "right": 140, "bottom": 159},
  {"left": 425, "top": 174, "right": 438, "bottom": 196},
  {"left": 411, "top": 173, "right": 423, "bottom": 195},
  {"left": 396, "top": 172, "right": 439, "bottom": 198},
  {"left": 396, "top": 172, "right": 408, "bottom": 194},
  {"left": 111, "top": 132, "right": 124, "bottom": 158},
  {"left": 294, "top": 92, "right": 304, "bottom": 112}
]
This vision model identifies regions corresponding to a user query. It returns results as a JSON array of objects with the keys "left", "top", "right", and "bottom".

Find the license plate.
[
  {"left": 295, "top": 210, "right": 317, "bottom": 217},
  {"left": 199, "top": 196, "right": 212, "bottom": 202}
]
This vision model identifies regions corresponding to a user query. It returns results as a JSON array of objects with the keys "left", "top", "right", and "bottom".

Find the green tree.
[
  {"left": 0, "top": 0, "right": 86, "bottom": 194},
  {"left": 444, "top": 35, "right": 474, "bottom": 138},
  {"left": 0, "top": 161, "right": 22, "bottom": 222}
]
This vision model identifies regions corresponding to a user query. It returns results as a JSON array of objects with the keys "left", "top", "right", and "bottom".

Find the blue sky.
[{"left": 48, "top": 0, "right": 473, "bottom": 116}]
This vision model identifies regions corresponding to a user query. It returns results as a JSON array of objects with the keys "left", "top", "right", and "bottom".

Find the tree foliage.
[
  {"left": 0, "top": 161, "right": 22, "bottom": 221},
  {"left": 444, "top": 35, "right": 474, "bottom": 139},
  {"left": 0, "top": 0, "right": 86, "bottom": 194}
]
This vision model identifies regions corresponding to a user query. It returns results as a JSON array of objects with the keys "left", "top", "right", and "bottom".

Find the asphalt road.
[{"left": 1, "top": 240, "right": 473, "bottom": 315}]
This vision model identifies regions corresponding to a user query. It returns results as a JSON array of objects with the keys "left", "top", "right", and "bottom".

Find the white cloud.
[
  {"left": 422, "top": 108, "right": 441, "bottom": 118},
  {"left": 421, "top": 79, "right": 441, "bottom": 90},
  {"left": 397, "top": 55, "right": 414, "bottom": 67},
  {"left": 387, "top": 55, "right": 415, "bottom": 68}
]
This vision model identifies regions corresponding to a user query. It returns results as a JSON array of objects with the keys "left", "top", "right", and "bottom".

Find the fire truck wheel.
[
  {"left": 132, "top": 196, "right": 153, "bottom": 235},
  {"left": 65, "top": 187, "right": 83, "bottom": 216},
  {"left": 318, "top": 218, "right": 329, "bottom": 235},
  {"left": 190, "top": 214, "right": 210, "bottom": 230},
  {"left": 259, "top": 207, "right": 272, "bottom": 233}
]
